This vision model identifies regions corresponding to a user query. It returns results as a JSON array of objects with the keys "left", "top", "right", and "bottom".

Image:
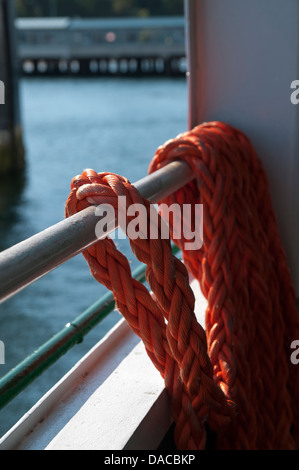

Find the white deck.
[{"left": 0, "top": 278, "right": 206, "bottom": 450}]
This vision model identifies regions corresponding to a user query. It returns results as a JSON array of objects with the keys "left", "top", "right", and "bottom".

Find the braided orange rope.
[{"left": 65, "top": 121, "right": 299, "bottom": 450}]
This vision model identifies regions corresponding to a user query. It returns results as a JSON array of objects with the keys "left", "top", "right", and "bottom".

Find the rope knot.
[
  {"left": 65, "top": 121, "right": 299, "bottom": 450},
  {"left": 66, "top": 163, "right": 234, "bottom": 450}
]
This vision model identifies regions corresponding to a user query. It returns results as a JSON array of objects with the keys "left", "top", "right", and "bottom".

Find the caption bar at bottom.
[{"left": 103, "top": 454, "right": 197, "bottom": 467}]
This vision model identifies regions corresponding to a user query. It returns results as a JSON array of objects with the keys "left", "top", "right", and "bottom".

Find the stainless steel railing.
[
  {"left": 0, "top": 160, "right": 193, "bottom": 303},
  {"left": 0, "top": 160, "right": 192, "bottom": 409}
]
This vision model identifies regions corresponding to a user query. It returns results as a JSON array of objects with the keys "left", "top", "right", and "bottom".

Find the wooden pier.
[{"left": 15, "top": 17, "right": 187, "bottom": 77}]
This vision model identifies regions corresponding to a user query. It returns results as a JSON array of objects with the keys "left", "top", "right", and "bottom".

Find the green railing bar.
[
  {"left": 0, "top": 262, "right": 146, "bottom": 410},
  {"left": 0, "top": 245, "right": 180, "bottom": 410}
]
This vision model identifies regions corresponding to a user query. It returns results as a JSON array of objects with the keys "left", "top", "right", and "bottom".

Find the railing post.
[{"left": 0, "top": 0, "right": 25, "bottom": 177}]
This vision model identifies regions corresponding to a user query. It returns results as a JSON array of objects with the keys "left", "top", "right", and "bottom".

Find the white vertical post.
[{"left": 185, "top": 0, "right": 299, "bottom": 295}]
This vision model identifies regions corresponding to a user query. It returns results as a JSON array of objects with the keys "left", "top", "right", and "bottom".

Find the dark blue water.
[{"left": 0, "top": 76, "right": 187, "bottom": 437}]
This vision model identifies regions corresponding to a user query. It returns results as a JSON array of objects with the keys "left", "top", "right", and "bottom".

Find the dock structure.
[
  {"left": 0, "top": 0, "right": 24, "bottom": 177},
  {"left": 15, "top": 16, "right": 187, "bottom": 77}
]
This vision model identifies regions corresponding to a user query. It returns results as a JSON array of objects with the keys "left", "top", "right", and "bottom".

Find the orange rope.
[{"left": 65, "top": 121, "right": 299, "bottom": 450}]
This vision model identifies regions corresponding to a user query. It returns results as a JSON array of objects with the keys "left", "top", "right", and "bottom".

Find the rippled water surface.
[{"left": 0, "top": 76, "right": 187, "bottom": 437}]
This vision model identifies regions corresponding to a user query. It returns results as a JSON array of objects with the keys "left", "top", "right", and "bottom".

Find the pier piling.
[{"left": 0, "top": 0, "right": 24, "bottom": 177}]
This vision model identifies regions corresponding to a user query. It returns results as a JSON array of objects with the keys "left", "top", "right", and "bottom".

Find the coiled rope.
[{"left": 65, "top": 121, "right": 299, "bottom": 450}]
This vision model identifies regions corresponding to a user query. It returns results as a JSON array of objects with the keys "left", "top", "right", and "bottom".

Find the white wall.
[{"left": 186, "top": 0, "right": 299, "bottom": 295}]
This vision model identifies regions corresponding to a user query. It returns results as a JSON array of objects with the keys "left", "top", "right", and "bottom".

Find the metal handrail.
[
  {"left": 0, "top": 161, "right": 191, "bottom": 409},
  {"left": 0, "top": 160, "right": 193, "bottom": 303},
  {"left": 0, "top": 246, "right": 180, "bottom": 410}
]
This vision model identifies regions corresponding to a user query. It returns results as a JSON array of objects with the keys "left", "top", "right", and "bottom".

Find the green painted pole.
[
  {"left": 0, "top": 290, "right": 116, "bottom": 409},
  {"left": 0, "top": 261, "right": 148, "bottom": 409},
  {"left": 0, "top": 245, "right": 180, "bottom": 409}
]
